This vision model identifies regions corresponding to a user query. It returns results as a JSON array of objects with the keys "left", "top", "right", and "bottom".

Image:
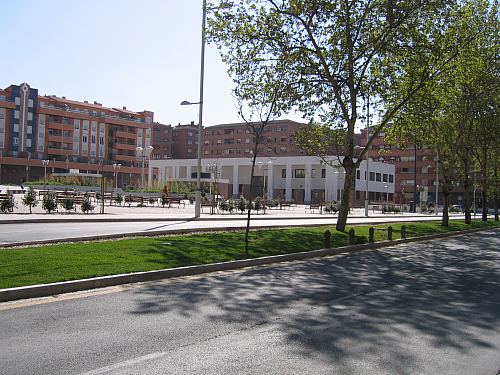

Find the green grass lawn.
[{"left": 0, "top": 220, "right": 498, "bottom": 289}]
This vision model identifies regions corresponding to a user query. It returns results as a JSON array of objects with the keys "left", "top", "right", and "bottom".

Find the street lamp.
[
  {"left": 355, "top": 145, "right": 369, "bottom": 217},
  {"left": 42, "top": 159, "right": 49, "bottom": 192},
  {"left": 435, "top": 151, "right": 439, "bottom": 216},
  {"left": 136, "top": 146, "right": 153, "bottom": 193},
  {"left": 25, "top": 151, "right": 31, "bottom": 182},
  {"left": 180, "top": 0, "right": 206, "bottom": 219},
  {"left": 384, "top": 184, "right": 389, "bottom": 206},
  {"left": 113, "top": 163, "right": 122, "bottom": 190},
  {"left": 207, "top": 162, "right": 218, "bottom": 215}
]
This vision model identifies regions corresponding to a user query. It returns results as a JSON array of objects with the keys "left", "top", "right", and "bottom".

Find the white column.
[
  {"left": 325, "top": 165, "right": 336, "bottom": 202},
  {"left": 305, "top": 163, "right": 312, "bottom": 203},
  {"left": 285, "top": 164, "right": 293, "bottom": 201},
  {"left": 232, "top": 164, "right": 239, "bottom": 198},
  {"left": 267, "top": 166, "right": 274, "bottom": 199}
]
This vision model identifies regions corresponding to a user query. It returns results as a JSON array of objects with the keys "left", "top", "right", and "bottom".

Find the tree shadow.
[{"left": 129, "top": 229, "right": 500, "bottom": 371}]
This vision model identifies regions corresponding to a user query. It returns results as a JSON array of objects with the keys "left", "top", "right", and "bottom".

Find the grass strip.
[{"left": 0, "top": 220, "right": 498, "bottom": 289}]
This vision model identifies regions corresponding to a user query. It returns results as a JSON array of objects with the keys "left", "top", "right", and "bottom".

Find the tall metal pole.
[
  {"left": 413, "top": 142, "right": 418, "bottom": 212},
  {"left": 141, "top": 153, "right": 145, "bottom": 193},
  {"left": 435, "top": 150, "right": 439, "bottom": 215},
  {"left": 195, "top": 0, "right": 207, "bottom": 219},
  {"left": 365, "top": 95, "right": 370, "bottom": 217}
]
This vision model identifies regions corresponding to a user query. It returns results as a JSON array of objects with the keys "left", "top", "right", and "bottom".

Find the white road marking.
[{"left": 81, "top": 351, "right": 169, "bottom": 374}]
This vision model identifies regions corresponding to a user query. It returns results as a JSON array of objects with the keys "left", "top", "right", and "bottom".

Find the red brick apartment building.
[{"left": 0, "top": 83, "right": 154, "bottom": 187}]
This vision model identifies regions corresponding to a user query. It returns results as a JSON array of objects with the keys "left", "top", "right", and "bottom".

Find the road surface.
[
  {"left": 0, "top": 215, "right": 452, "bottom": 246},
  {"left": 1, "top": 229, "right": 499, "bottom": 374}
]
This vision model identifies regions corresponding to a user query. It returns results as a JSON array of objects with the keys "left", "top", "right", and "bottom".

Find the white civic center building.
[{"left": 149, "top": 155, "right": 395, "bottom": 205}]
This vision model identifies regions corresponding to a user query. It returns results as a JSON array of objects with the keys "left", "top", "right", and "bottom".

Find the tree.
[
  {"left": 209, "top": 0, "right": 466, "bottom": 231},
  {"left": 42, "top": 191, "right": 58, "bottom": 214},
  {"left": 21, "top": 187, "right": 37, "bottom": 214},
  {"left": 384, "top": 0, "right": 498, "bottom": 225},
  {"left": 81, "top": 195, "right": 95, "bottom": 214},
  {"left": 0, "top": 195, "right": 15, "bottom": 214}
]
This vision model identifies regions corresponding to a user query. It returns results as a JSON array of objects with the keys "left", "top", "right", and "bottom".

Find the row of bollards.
[{"left": 324, "top": 225, "right": 407, "bottom": 248}]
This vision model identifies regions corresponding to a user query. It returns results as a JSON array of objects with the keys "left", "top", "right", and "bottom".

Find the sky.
[{"left": 0, "top": 0, "right": 305, "bottom": 127}]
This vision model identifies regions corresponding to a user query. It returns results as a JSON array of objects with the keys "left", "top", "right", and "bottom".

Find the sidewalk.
[{"left": 0, "top": 193, "right": 442, "bottom": 224}]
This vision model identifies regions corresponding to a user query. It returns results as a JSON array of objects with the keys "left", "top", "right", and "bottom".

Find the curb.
[{"left": 0, "top": 226, "right": 496, "bottom": 303}]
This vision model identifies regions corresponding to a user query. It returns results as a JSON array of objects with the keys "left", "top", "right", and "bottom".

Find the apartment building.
[
  {"left": 201, "top": 119, "right": 306, "bottom": 158},
  {"left": 359, "top": 128, "right": 448, "bottom": 207},
  {"left": 0, "top": 83, "right": 153, "bottom": 187}
]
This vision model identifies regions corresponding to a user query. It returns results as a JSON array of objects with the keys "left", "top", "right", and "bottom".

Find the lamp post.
[
  {"left": 25, "top": 151, "right": 31, "bottom": 182},
  {"left": 180, "top": 0, "right": 206, "bottom": 219},
  {"left": 113, "top": 163, "right": 122, "bottom": 190},
  {"left": 42, "top": 159, "right": 49, "bottom": 192},
  {"left": 435, "top": 151, "right": 439, "bottom": 216},
  {"left": 364, "top": 95, "right": 370, "bottom": 217},
  {"left": 99, "top": 159, "right": 105, "bottom": 214},
  {"left": 207, "top": 162, "right": 218, "bottom": 214},
  {"left": 136, "top": 146, "right": 153, "bottom": 193},
  {"left": 384, "top": 184, "right": 389, "bottom": 207}
]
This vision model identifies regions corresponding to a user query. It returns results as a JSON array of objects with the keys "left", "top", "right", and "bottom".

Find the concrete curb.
[{"left": 0, "top": 226, "right": 496, "bottom": 303}]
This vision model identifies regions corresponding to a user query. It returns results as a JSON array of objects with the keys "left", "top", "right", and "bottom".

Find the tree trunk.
[
  {"left": 336, "top": 166, "right": 355, "bottom": 232},
  {"left": 244, "top": 136, "right": 259, "bottom": 258},
  {"left": 463, "top": 159, "right": 471, "bottom": 224},
  {"left": 442, "top": 190, "right": 450, "bottom": 227}
]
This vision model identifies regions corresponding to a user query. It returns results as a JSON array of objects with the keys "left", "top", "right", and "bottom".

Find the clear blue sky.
[{"left": 0, "top": 0, "right": 304, "bottom": 127}]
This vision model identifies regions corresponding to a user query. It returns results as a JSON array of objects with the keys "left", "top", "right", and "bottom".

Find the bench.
[
  {"left": 201, "top": 200, "right": 216, "bottom": 213},
  {"left": 124, "top": 195, "right": 144, "bottom": 207},
  {"left": 305, "top": 203, "right": 323, "bottom": 214},
  {"left": 166, "top": 197, "right": 185, "bottom": 208}
]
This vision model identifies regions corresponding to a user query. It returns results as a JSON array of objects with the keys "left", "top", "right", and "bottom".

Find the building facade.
[
  {"left": 149, "top": 156, "right": 395, "bottom": 205},
  {"left": 0, "top": 83, "right": 154, "bottom": 187}
]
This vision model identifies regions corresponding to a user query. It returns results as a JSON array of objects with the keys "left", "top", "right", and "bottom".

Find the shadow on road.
[{"left": 129, "top": 229, "right": 500, "bottom": 372}]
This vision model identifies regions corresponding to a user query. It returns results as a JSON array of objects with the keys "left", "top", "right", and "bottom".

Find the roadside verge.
[{"left": 0, "top": 226, "right": 496, "bottom": 303}]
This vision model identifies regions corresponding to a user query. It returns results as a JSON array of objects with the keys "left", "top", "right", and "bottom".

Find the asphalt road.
[
  {"left": 1, "top": 229, "right": 499, "bottom": 374},
  {"left": 0, "top": 215, "right": 450, "bottom": 246}
]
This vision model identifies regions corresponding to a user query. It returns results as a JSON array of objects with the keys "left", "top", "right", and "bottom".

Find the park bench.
[
  {"left": 124, "top": 195, "right": 144, "bottom": 207},
  {"left": 201, "top": 200, "right": 217, "bottom": 213},
  {"left": 166, "top": 196, "right": 185, "bottom": 208},
  {"left": 305, "top": 203, "right": 323, "bottom": 214}
]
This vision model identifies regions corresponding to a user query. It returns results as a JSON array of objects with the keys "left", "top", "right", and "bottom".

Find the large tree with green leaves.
[{"left": 208, "top": 0, "right": 467, "bottom": 230}]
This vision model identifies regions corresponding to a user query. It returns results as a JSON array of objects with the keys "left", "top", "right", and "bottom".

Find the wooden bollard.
[
  {"left": 369, "top": 227, "right": 375, "bottom": 243},
  {"left": 324, "top": 230, "right": 331, "bottom": 248},
  {"left": 387, "top": 226, "right": 393, "bottom": 241},
  {"left": 349, "top": 228, "right": 355, "bottom": 245},
  {"left": 401, "top": 225, "right": 406, "bottom": 239}
]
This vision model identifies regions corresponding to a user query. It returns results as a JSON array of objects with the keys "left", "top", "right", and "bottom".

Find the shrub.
[
  {"left": 324, "top": 201, "right": 339, "bottom": 214},
  {"left": 81, "top": 195, "right": 95, "bottom": 214},
  {"left": 21, "top": 187, "right": 37, "bottom": 214},
  {"left": 237, "top": 197, "right": 247, "bottom": 213},
  {"left": 61, "top": 197, "right": 75, "bottom": 212},
  {"left": 149, "top": 197, "right": 157, "bottom": 205},
  {"left": 42, "top": 192, "right": 58, "bottom": 214},
  {"left": 219, "top": 199, "right": 235, "bottom": 213},
  {"left": 0, "top": 196, "right": 15, "bottom": 213},
  {"left": 253, "top": 197, "right": 263, "bottom": 212},
  {"left": 114, "top": 194, "right": 123, "bottom": 206}
]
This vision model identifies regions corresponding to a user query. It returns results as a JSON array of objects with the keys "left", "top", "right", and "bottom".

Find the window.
[
  {"left": 266, "top": 147, "right": 273, "bottom": 153},
  {"left": 237, "top": 129, "right": 242, "bottom": 134},
  {"left": 245, "top": 138, "right": 251, "bottom": 144},
  {"left": 26, "top": 139, "right": 32, "bottom": 147},
  {"left": 376, "top": 173, "right": 381, "bottom": 181},
  {"left": 13, "top": 137, "right": 18, "bottom": 145},
  {"left": 356, "top": 170, "right": 361, "bottom": 179},
  {"left": 28, "top": 112, "right": 33, "bottom": 121},
  {"left": 294, "top": 169, "right": 305, "bottom": 178},
  {"left": 0, "top": 113, "right": 4, "bottom": 119},
  {"left": 204, "top": 140, "right": 209, "bottom": 145},
  {"left": 224, "top": 129, "right": 233, "bottom": 134},
  {"left": 91, "top": 135, "right": 96, "bottom": 144},
  {"left": 389, "top": 174, "right": 394, "bottom": 183},
  {"left": 383, "top": 173, "right": 388, "bottom": 182},
  {"left": 15, "top": 97, "right": 20, "bottom": 105},
  {"left": 369, "top": 172, "right": 375, "bottom": 181},
  {"left": 187, "top": 148, "right": 192, "bottom": 153},
  {"left": 224, "top": 139, "right": 234, "bottom": 144},
  {"left": 282, "top": 169, "right": 286, "bottom": 178},
  {"left": 188, "top": 132, "right": 193, "bottom": 137},
  {"left": 82, "top": 135, "right": 87, "bottom": 143},
  {"left": 14, "top": 110, "right": 19, "bottom": 119},
  {"left": 322, "top": 169, "right": 326, "bottom": 178},
  {"left": 188, "top": 140, "right": 192, "bottom": 144},
  {"left": 99, "top": 136, "right": 104, "bottom": 145},
  {"left": 14, "top": 123, "right": 19, "bottom": 132},
  {"left": 280, "top": 146, "right": 287, "bottom": 152},
  {"left": 266, "top": 137, "right": 274, "bottom": 143},
  {"left": 217, "top": 140, "right": 222, "bottom": 144}
]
